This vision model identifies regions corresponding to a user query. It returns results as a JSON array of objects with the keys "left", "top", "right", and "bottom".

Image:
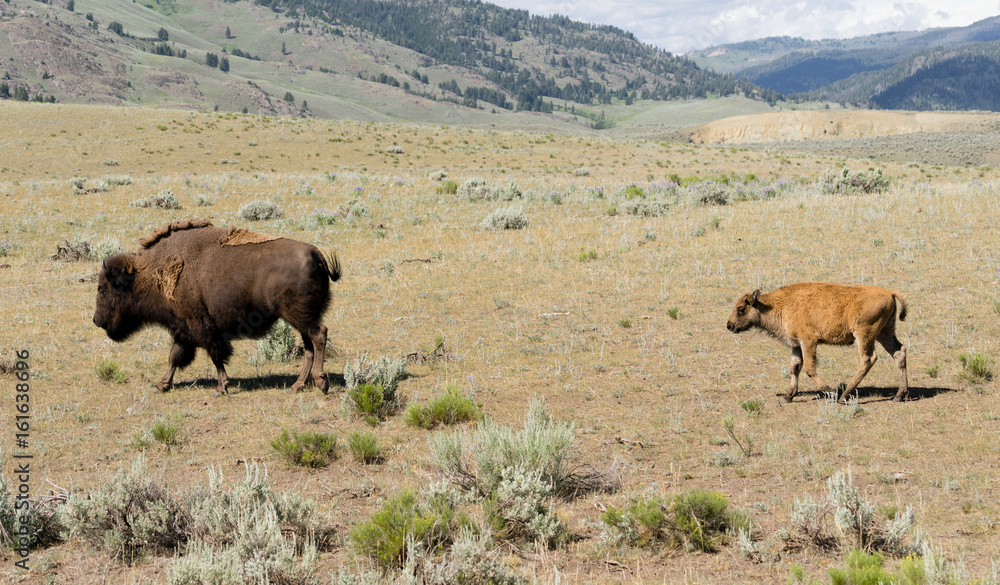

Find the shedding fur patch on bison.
[
  {"left": 219, "top": 227, "right": 281, "bottom": 246},
  {"left": 726, "top": 282, "right": 908, "bottom": 403},
  {"left": 139, "top": 219, "right": 214, "bottom": 249},
  {"left": 94, "top": 221, "right": 342, "bottom": 397}
]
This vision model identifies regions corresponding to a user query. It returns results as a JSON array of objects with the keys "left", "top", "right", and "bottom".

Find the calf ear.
[
  {"left": 104, "top": 254, "right": 138, "bottom": 292},
  {"left": 751, "top": 289, "right": 761, "bottom": 304}
]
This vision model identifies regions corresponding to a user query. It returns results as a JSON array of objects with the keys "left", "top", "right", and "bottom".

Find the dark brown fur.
[
  {"left": 726, "top": 282, "right": 908, "bottom": 403},
  {"left": 94, "top": 221, "right": 341, "bottom": 396}
]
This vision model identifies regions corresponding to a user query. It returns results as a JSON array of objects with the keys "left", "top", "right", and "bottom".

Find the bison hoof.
[
  {"left": 782, "top": 395, "right": 794, "bottom": 403},
  {"left": 289, "top": 382, "right": 305, "bottom": 394},
  {"left": 318, "top": 377, "right": 329, "bottom": 395},
  {"left": 155, "top": 384, "right": 171, "bottom": 393}
]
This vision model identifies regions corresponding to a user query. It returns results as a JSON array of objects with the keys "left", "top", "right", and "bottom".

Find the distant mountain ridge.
[
  {"left": 0, "top": 0, "right": 778, "bottom": 126},
  {"left": 690, "top": 16, "right": 1000, "bottom": 111}
]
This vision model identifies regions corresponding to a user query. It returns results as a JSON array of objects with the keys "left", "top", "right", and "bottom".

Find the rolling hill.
[
  {"left": 689, "top": 16, "right": 1000, "bottom": 111},
  {"left": 0, "top": 0, "right": 778, "bottom": 127}
]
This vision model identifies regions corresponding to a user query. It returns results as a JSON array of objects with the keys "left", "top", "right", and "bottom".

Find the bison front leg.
[
  {"left": 157, "top": 340, "right": 195, "bottom": 392},
  {"left": 800, "top": 339, "right": 834, "bottom": 396},
  {"left": 783, "top": 346, "right": 804, "bottom": 402}
]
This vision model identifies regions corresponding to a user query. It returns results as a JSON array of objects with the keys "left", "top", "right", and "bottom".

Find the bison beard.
[{"left": 93, "top": 220, "right": 341, "bottom": 396}]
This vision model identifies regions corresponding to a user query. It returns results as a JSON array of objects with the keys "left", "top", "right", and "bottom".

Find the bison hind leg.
[
  {"left": 205, "top": 337, "right": 234, "bottom": 397},
  {"left": 878, "top": 334, "right": 908, "bottom": 402},
  {"left": 287, "top": 323, "right": 328, "bottom": 394}
]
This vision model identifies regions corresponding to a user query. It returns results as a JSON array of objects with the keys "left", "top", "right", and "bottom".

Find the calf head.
[
  {"left": 94, "top": 254, "right": 142, "bottom": 341},
  {"left": 726, "top": 289, "right": 761, "bottom": 333}
]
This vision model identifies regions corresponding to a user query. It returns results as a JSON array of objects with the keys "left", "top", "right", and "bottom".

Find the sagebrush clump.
[
  {"left": 0, "top": 474, "right": 63, "bottom": 552},
  {"left": 238, "top": 199, "right": 284, "bottom": 221},
  {"left": 250, "top": 320, "right": 303, "bottom": 364},
  {"left": 342, "top": 354, "right": 408, "bottom": 421},
  {"left": 61, "top": 456, "right": 189, "bottom": 563},
  {"left": 430, "top": 397, "right": 617, "bottom": 497},
  {"left": 821, "top": 167, "right": 891, "bottom": 195},
  {"left": 131, "top": 190, "right": 183, "bottom": 209},
  {"left": 481, "top": 206, "right": 528, "bottom": 230},
  {"left": 458, "top": 178, "right": 522, "bottom": 201}
]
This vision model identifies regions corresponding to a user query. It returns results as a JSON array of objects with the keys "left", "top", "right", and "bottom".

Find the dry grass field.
[{"left": 1, "top": 102, "right": 999, "bottom": 584}]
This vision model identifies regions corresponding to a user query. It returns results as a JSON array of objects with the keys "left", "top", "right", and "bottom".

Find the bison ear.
[
  {"left": 104, "top": 254, "right": 138, "bottom": 292},
  {"left": 751, "top": 289, "right": 761, "bottom": 304}
]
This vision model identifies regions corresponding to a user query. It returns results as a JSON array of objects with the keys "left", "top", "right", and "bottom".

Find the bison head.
[
  {"left": 726, "top": 289, "right": 761, "bottom": 333},
  {"left": 94, "top": 254, "right": 142, "bottom": 341}
]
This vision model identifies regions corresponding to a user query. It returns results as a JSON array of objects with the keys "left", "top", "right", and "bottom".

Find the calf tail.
[{"left": 894, "top": 293, "right": 908, "bottom": 321}]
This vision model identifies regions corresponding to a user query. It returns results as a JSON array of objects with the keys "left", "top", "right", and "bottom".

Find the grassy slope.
[{"left": 2, "top": 102, "right": 999, "bottom": 583}]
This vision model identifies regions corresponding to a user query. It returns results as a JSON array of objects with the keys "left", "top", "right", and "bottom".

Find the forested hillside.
[
  {"left": 247, "top": 0, "right": 780, "bottom": 111},
  {"left": 0, "top": 0, "right": 779, "bottom": 123}
]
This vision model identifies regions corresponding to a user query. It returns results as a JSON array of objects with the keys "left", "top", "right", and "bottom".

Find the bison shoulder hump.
[{"left": 139, "top": 219, "right": 215, "bottom": 249}]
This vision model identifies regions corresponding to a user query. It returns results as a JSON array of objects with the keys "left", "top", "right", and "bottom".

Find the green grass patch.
[
  {"left": 96, "top": 360, "right": 126, "bottom": 384},
  {"left": 151, "top": 419, "right": 181, "bottom": 446},
  {"left": 602, "top": 488, "right": 749, "bottom": 552},
  {"left": 404, "top": 384, "right": 483, "bottom": 429},
  {"left": 271, "top": 429, "right": 339, "bottom": 467},
  {"left": 958, "top": 352, "right": 993, "bottom": 384},
  {"left": 348, "top": 431, "right": 383, "bottom": 464}
]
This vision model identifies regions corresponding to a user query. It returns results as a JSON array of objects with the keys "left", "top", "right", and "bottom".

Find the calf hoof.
[
  {"left": 782, "top": 394, "right": 794, "bottom": 403},
  {"left": 318, "top": 375, "right": 329, "bottom": 395},
  {"left": 892, "top": 395, "right": 907, "bottom": 403},
  {"left": 289, "top": 382, "right": 305, "bottom": 394},
  {"left": 155, "top": 383, "right": 171, "bottom": 393}
]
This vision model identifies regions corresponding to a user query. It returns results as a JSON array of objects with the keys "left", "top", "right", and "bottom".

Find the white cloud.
[{"left": 487, "top": 0, "right": 1000, "bottom": 53}]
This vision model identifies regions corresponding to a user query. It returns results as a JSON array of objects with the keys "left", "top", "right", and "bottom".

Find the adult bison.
[
  {"left": 93, "top": 219, "right": 341, "bottom": 396},
  {"left": 726, "top": 282, "right": 908, "bottom": 403}
]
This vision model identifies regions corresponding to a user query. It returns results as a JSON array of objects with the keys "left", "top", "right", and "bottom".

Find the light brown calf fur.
[{"left": 726, "top": 282, "right": 908, "bottom": 403}]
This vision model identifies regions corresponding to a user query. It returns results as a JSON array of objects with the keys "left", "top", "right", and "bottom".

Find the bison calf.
[
  {"left": 726, "top": 282, "right": 908, "bottom": 403},
  {"left": 93, "top": 220, "right": 341, "bottom": 396}
]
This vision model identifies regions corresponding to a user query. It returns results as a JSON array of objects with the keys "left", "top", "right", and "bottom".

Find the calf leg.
[
  {"left": 157, "top": 340, "right": 195, "bottom": 392},
  {"left": 878, "top": 334, "right": 908, "bottom": 402},
  {"left": 839, "top": 336, "right": 877, "bottom": 403},
  {"left": 784, "top": 346, "right": 804, "bottom": 402},
  {"left": 800, "top": 339, "right": 833, "bottom": 394}
]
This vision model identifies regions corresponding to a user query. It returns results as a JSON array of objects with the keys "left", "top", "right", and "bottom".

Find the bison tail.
[
  {"left": 894, "top": 293, "right": 908, "bottom": 321},
  {"left": 323, "top": 251, "right": 342, "bottom": 282}
]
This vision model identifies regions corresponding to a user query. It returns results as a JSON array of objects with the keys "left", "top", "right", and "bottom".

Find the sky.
[{"left": 487, "top": 0, "right": 1000, "bottom": 54}]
